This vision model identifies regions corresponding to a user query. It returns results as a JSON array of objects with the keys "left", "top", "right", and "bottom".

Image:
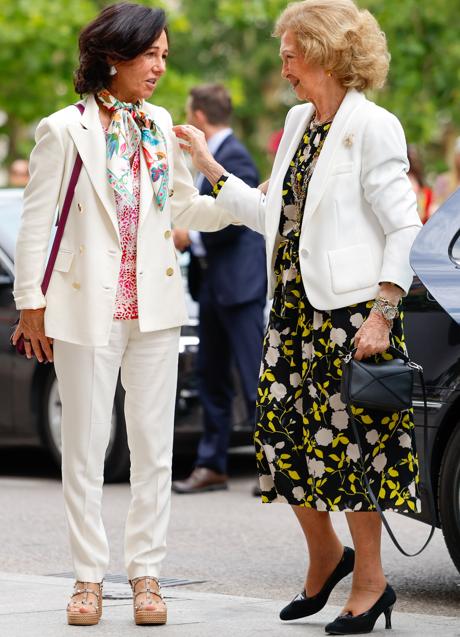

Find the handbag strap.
[
  {"left": 346, "top": 344, "right": 410, "bottom": 364},
  {"left": 347, "top": 360, "right": 437, "bottom": 557},
  {"left": 41, "top": 102, "right": 85, "bottom": 295}
]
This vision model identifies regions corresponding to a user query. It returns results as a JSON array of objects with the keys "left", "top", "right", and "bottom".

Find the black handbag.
[
  {"left": 340, "top": 345, "right": 436, "bottom": 557},
  {"left": 340, "top": 345, "right": 416, "bottom": 412}
]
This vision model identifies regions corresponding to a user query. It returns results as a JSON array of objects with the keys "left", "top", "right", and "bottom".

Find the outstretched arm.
[{"left": 173, "top": 124, "right": 266, "bottom": 235}]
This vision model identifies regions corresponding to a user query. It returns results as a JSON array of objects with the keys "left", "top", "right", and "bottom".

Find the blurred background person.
[
  {"left": 407, "top": 144, "right": 433, "bottom": 223},
  {"left": 172, "top": 84, "right": 266, "bottom": 494},
  {"left": 432, "top": 136, "right": 460, "bottom": 210},
  {"left": 8, "top": 158, "right": 29, "bottom": 187}
]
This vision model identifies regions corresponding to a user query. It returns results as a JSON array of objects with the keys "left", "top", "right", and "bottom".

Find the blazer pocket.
[
  {"left": 54, "top": 249, "right": 74, "bottom": 273},
  {"left": 328, "top": 244, "right": 378, "bottom": 294},
  {"left": 331, "top": 162, "right": 354, "bottom": 176}
]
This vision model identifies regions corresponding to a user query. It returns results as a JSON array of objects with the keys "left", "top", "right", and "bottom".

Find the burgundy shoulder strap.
[{"left": 41, "top": 103, "right": 85, "bottom": 295}]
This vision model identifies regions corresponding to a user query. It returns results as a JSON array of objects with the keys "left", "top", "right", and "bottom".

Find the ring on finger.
[{"left": 23, "top": 337, "right": 31, "bottom": 342}]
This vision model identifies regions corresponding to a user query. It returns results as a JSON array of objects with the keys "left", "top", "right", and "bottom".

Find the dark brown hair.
[
  {"left": 189, "top": 84, "right": 233, "bottom": 126},
  {"left": 74, "top": 3, "right": 168, "bottom": 95}
]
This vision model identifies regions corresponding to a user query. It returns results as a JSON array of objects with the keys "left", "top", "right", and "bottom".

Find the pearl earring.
[{"left": 109, "top": 65, "right": 117, "bottom": 76}]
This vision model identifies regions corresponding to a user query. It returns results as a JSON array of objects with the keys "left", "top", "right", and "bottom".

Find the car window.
[
  {"left": 0, "top": 189, "right": 23, "bottom": 262},
  {"left": 0, "top": 261, "right": 13, "bottom": 285}
]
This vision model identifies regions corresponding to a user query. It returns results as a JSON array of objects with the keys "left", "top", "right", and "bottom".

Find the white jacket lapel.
[
  {"left": 67, "top": 94, "right": 119, "bottom": 240},
  {"left": 302, "top": 89, "right": 366, "bottom": 228},
  {"left": 266, "top": 103, "right": 315, "bottom": 240}
]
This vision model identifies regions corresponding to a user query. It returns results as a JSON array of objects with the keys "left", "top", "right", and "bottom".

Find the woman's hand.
[
  {"left": 173, "top": 228, "right": 191, "bottom": 252},
  {"left": 354, "top": 282, "right": 403, "bottom": 360},
  {"left": 11, "top": 308, "right": 53, "bottom": 363},
  {"left": 172, "top": 124, "right": 225, "bottom": 186},
  {"left": 353, "top": 311, "right": 390, "bottom": 361}
]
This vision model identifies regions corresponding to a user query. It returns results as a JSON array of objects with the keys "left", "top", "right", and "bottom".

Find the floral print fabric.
[
  {"left": 211, "top": 174, "right": 229, "bottom": 197},
  {"left": 97, "top": 90, "right": 169, "bottom": 211},
  {"left": 255, "top": 119, "right": 420, "bottom": 513}
]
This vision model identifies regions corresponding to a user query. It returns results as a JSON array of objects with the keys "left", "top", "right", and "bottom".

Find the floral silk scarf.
[{"left": 97, "top": 89, "right": 169, "bottom": 211}]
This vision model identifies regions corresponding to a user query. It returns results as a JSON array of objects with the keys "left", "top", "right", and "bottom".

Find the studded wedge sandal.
[
  {"left": 66, "top": 581, "right": 103, "bottom": 626},
  {"left": 130, "top": 576, "right": 167, "bottom": 625}
]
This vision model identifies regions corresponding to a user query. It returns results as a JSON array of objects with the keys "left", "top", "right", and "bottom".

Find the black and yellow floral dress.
[{"left": 253, "top": 118, "right": 420, "bottom": 513}]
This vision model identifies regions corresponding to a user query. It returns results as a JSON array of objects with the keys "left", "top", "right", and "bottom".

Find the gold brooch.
[{"left": 343, "top": 133, "right": 354, "bottom": 148}]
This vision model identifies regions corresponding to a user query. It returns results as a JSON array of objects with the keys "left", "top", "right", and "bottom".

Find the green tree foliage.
[
  {"left": 155, "top": 0, "right": 288, "bottom": 172},
  {"left": 1, "top": 0, "right": 460, "bottom": 173},
  {"left": 366, "top": 0, "right": 460, "bottom": 148},
  {"left": 0, "top": 0, "right": 96, "bottom": 159}
]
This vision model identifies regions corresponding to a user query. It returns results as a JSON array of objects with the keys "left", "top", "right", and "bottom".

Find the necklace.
[
  {"left": 312, "top": 112, "right": 335, "bottom": 125},
  {"left": 289, "top": 120, "right": 332, "bottom": 227},
  {"left": 291, "top": 157, "right": 309, "bottom": 227}
]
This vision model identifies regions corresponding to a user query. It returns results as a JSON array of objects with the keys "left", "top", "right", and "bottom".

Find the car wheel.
[
  {"left": 439, "top": 423, "right": 460, "bottom": 574},
  {"left": 41, "top": 370, "right": 130, "bottom": 482}
]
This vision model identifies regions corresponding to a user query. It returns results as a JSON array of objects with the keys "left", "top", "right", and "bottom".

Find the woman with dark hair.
[{"left": 12, "top": 2, "right": 237, "bottom": 627}]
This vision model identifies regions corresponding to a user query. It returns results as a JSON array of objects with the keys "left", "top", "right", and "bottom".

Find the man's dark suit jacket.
[{"left": 188, "top": 133, "right": 266, "bottom": 306}]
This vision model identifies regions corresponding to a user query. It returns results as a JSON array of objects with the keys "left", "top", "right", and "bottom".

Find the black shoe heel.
[
  {"left": 325, "top": 584, "right": 397, "bottom": 635},
  {"left": 279, "top": 546, "right": 355, "bottom": 621},
  {"left": 384, "top": 604, "right": 394, "bottom": 630}
]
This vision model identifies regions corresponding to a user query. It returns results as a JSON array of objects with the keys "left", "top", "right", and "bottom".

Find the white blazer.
[
  {"left": 14, "top": 95, "right": 236, "bottom": 346},
  {"left": 216, "top": 89, "right": 422, "bottom": 310}
]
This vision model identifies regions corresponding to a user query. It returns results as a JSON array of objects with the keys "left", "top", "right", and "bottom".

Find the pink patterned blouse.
[{"left": 113, "top": 149, "right": 140, "bottom": 320}]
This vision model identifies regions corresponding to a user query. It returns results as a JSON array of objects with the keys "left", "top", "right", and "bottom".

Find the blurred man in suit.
[{"left": 172, "top": 84, "right": 266, "bottom": 493}]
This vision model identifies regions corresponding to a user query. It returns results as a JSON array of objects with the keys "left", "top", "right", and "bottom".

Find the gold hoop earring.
[{"left": 326, "top": 71, "right": 332, "bottom": 77}]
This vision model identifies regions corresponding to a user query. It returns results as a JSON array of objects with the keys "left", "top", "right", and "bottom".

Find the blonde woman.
[{"left": 175, "top": 0, "right": 421, "bottom": 633}]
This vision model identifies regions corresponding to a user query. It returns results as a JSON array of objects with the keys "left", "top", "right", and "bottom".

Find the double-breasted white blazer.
[
  {"left": 14, "top": 95, "right": 236, "bottom": 346},
  {"left": 216, "top": 88, "right": 422, "bottom": 310}
]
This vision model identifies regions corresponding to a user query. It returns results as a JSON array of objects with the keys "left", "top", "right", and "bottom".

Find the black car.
[
  {"left": 1, "top": 189, "right": 460, "bottom": 575},
  {"left": 0, "top": 190, "right": 251, "bottom": 482}
]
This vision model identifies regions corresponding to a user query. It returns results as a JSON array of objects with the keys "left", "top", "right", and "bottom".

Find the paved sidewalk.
[{"left": 0, "top": 573, "right": 459, "bottom": 637}]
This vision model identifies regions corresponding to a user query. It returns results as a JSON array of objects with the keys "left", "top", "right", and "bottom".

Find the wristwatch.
[{"left": 371, "top": 296, "right": 399, "bottom": 327}]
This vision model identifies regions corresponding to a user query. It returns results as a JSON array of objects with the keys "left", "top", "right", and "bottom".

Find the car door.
[
  {"left": 403, "top": 278, "right": 460, "bottom": 405},
  {"left": 404, "top": 195, "right": 460, "bottom": 533},
  {"left": 0, "top": 248, "right": 15, "bottom": 433},
  {"left": 407, "top": 190, "right": 460, "bottom": 411}
]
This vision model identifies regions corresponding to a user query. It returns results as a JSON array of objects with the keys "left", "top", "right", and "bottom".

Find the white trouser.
[{"left": 53, "top": 320, "right": 180, "bottom": 582}]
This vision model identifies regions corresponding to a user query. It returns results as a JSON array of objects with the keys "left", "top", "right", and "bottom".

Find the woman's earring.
[
  {"left": 109, "top": 65, "right": 117, "bottom": 76},
  {"left": 326, "top": 70, "right": 332, "bottom": 77}
]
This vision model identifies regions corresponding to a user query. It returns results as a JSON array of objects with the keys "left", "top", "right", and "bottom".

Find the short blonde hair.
[{"left": 274, "top": 0, "right": 390, "bottom": 91}]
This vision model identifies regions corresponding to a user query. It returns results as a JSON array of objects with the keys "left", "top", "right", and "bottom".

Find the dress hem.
[{"left": 260, "top": 497, "right": 421, "bottom": 514}]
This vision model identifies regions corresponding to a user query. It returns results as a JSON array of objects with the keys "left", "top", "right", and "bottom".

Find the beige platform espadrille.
[
  {"left": 130, "top": 576, "right": 167, "bottom": 625},
  {"left": 66, "top": 580, "right": 103, "bottom": 626}
]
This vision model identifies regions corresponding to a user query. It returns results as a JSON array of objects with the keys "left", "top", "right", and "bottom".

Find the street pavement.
[
  {"left": 0, "top": 447, "right": 459, "bottom": 636},
  {"left": 0, "top": 573, "right": 459, "bottom": 636}
]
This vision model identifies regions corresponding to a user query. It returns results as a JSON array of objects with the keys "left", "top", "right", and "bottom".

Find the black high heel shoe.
[
  {"left": 279, "top": 546, "right": 355, "bottom": 621},
  {"left": 324, "top": 583, "right": 396, "bottom": 635}
]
